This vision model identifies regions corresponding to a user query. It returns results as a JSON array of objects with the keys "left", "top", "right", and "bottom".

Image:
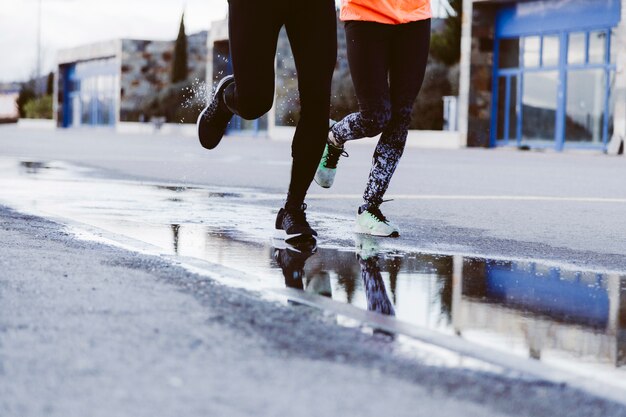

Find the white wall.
[{"left": 0, "top": 93, "right": 18, "bottom": 119}]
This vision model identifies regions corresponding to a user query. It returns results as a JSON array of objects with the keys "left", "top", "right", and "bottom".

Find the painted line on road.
[
  {"left": 80, "top": 177, "right": 626, "bottom": 204},
  {"left": 306, "top": 194, "right": 626, "bottom": 204}
]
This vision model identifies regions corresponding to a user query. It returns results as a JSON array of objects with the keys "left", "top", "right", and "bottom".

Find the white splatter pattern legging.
[{"left": 331, "top": 18, "right": 430, "bottom": 209}]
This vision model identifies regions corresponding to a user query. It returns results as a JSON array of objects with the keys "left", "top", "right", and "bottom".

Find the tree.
[
  {"left": 17, "top": 82, "right": 36, "bottom": 118},
  {"left": 171, "top": 12, "right": 189, "bottom": 83},
  {"left": 140, "top": 79, "right": 204, "bottom": 123},
  {"left": 46, "top": 71, "right": 54, "bottom": 96},
  {"left": 430, "top": 0, "right": 463, "bottom": 66},
  {"left": 24, "top": 95, "right": 53, "bottom": 119}
]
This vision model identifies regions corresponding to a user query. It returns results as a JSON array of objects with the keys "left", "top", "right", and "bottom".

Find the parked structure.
[{"left": 54, "top": 32, "right": 207, "bottom": 129}]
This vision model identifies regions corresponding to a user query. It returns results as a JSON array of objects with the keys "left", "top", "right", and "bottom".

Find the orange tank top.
[{"left": 340, "top": 0, "right": 432, "bottom": 25}]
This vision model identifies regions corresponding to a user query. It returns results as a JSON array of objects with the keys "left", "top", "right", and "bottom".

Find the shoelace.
[
  {"left": 323, "top": 145, "right": 349, "bottom": 169},
  {"left": 366, "top": 206, "right": 388, "bottom": 223},
  {"left": 284, "top": 203, "right": 310, "bottom": 229}
]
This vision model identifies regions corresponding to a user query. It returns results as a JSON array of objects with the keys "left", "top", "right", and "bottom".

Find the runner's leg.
[
  {"left": 362, "top": 19, "right": 430, "bottom": 208},
  {"left": 283, "top": 0, "right": 337, "bottom": 209},
  {"left": 331, "top": 21, "right": 392, "bottom": 143},
  {"left": 222, "top": 0, "right": 284, "bottom": 120}
]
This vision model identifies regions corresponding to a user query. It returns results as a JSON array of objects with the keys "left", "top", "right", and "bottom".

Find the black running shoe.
[
  {"left": 197, "top": 75, "right": 235, "bottom": 150},
  {"left": 275, "top": 204, "right": 317, "bottom": 244},
  {"left": 272, "top": 242, "right": 317, "bottom": 289}
]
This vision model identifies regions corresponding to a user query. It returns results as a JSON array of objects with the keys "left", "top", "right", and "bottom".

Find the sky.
[{"left": 0, "top": 0, "right": 228, "bottom": 83}]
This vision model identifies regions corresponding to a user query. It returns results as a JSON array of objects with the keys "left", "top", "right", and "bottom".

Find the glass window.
[
  {"left": 610, "top": 29, "right": 616, "bottom": 64},
  {"left": 509, "top": 75, "right": 518, "bottom": 141},
  {"left": 499, "top": 38, "right": 520, "bottom": 69},
  {"left": 523, "top": 36, "right": 540, "bottom": 67},
  {"left": 588, "top": 30, "right": 607, "bottom": 64},
  {"left": 71, "top": 58, "right": 118, "bottom": 126},
  {"left": 568, "top": 32, "right": 586, "bottom": 65},
  {"left": 565, "top": 69, "right": 606, "bottom": 144},
  {"left": 522, "top": 71, "right": 558, "bottom": 142},
  {"left": 608, "top": 71, "right": 616, "bottom": 140},
  {"left": 71, "top": 94, "right": 81, "bottom": 127},
  {"left": 542, "top": 35, "right": 559, "bottom": 67},
  {"left": 496, "top": 77, "right": 506, "bottom": 140}
]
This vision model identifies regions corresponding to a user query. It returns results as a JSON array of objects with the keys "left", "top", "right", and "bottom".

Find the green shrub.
[
  {"left": 23, "top": 95, "right": 53, "bottom": 119},
  {"left": 430, "top": 0, "right": 462, "bottom": 66},
  {"left": 17, "top": 84, "right": 36, "bottom": 118},
  {"left": 410, "top": 62, "right": 452, "bottom": 130}
]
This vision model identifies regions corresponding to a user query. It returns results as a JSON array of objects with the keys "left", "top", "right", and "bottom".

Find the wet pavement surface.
[{"left": 1, "top": 157, "right": 626, "bottom": 392}]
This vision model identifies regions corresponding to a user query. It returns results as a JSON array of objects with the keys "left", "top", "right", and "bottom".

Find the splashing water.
[
  {"left": 178, "top": 78, "right": 211, "bottom": 124},
  {"left": 181, "top": 78, "right": 210, "bottom": 108}
]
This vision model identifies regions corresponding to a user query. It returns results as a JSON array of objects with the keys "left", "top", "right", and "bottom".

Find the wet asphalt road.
[
  {"left": 2, "top": 206, "right": 626, "bottom": 417},
  {"left": 1, "top": 125, "right": 625, "bottom": 271},
  {"left": 2, "top": 125, "right": 626, "bottom": 415}
]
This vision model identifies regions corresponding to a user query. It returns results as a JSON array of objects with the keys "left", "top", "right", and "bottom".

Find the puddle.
[
  {"left": 20, "top": 161, "right": 51, "bottom": 173},
  {"left": 1, "top": 158, "right": 626, "bottom": 387}
]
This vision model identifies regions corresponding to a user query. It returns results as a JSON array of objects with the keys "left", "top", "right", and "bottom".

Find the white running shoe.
[
  {"left": 355, "top": 206, "right": 400, "bottom": 237},
  {"left": 314, "top": 126, "right": 348, "bottom": 189}
]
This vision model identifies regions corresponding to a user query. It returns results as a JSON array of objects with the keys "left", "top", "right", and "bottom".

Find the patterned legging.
[{"left": 331, "top": 18, "right": 430, "bottom": 209}]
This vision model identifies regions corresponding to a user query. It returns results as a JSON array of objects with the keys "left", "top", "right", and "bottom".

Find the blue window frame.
[{"left": 491, "top": 0, "right": 620, "bottom": 151}]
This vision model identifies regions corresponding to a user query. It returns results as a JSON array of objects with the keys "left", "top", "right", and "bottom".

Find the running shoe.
[
  {"left": 273, "top": 241, "right": 317, "bottom": 290},
  {"left": 275, "top": 204, "right": 317, "bottom": 244},
  {"left": 197, "top": 75, "right": 235, "bottom": 150},
  {"left": 314, "top": 127, "right": 348, "bottom": 188},
  {"left": 355, "top": 205, "right": 400, "bottom": 237}
]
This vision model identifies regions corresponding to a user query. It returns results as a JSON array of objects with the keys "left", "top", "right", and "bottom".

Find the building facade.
[
  {"left": 55, "top": 32, "right": 207, "bottom": 129},
  {"left": 0, "top": 83, "right": 20, "bottom": 122},
  {"left": 459, "top": 0, "right": 625, "bottom": 152}
]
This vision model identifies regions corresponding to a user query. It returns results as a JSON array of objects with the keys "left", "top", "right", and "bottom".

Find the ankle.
[
  {"left": 285, "top": 201, "right": 305, "bottom": 212},
  {"left": 359, "top": 203, "right": 373, "bottom": 214},
  {"left": 329, "top": 129, "right": 344, "bottom": 148}
]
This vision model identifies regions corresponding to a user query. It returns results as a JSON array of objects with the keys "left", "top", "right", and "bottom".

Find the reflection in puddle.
[
  {"left": 172, "top": 216, "right": 625, "bottom": 370},
  {"left": 20, "top": 161, "right": 54, "bottom": 174},
  {"left": 171, "top": 224, "right": 181, "bottom": 254},
  {"left": 153, "top": 184, "right": 244, "bottom": 199},
  {"left": 155, "top": 185, "right": 193, "bottom": 193},
  {"left": 357, "top": 249, "right": 397, "bottom": 338},
  {"left": 2, "top": 158, "right": 626, "bottom": 388},
  {"left": 268, "top": 236, "right": 626, "bottom": 371}
]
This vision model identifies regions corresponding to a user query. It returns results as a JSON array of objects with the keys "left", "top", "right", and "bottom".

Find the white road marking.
[{"left": 305, "top": 194, "right": 626, "bottom": 203}]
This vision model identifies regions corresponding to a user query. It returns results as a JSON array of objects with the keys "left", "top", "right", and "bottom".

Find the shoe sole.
[
  {"left": 313, "top": 174, "right": 332, "bottom": 189},
  {"left": 271, "top": 238, "right": 317, "bottom": 254},
  {"left": 274, "top": 229, "right": 318, "bottom": 245},
  {"left": 196, "top": 75, "right": 234, "bottom": 150},
  {"left": 354, "top": 224, "right": 400, "bottom": 238}
]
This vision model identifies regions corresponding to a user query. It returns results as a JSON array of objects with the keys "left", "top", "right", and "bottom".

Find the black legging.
[
  {"left": 224, "top": 0, "right": 337, "bottom": 210},
  {"left": 332, "top": 19, "right": 431, "bottom": 208}
]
